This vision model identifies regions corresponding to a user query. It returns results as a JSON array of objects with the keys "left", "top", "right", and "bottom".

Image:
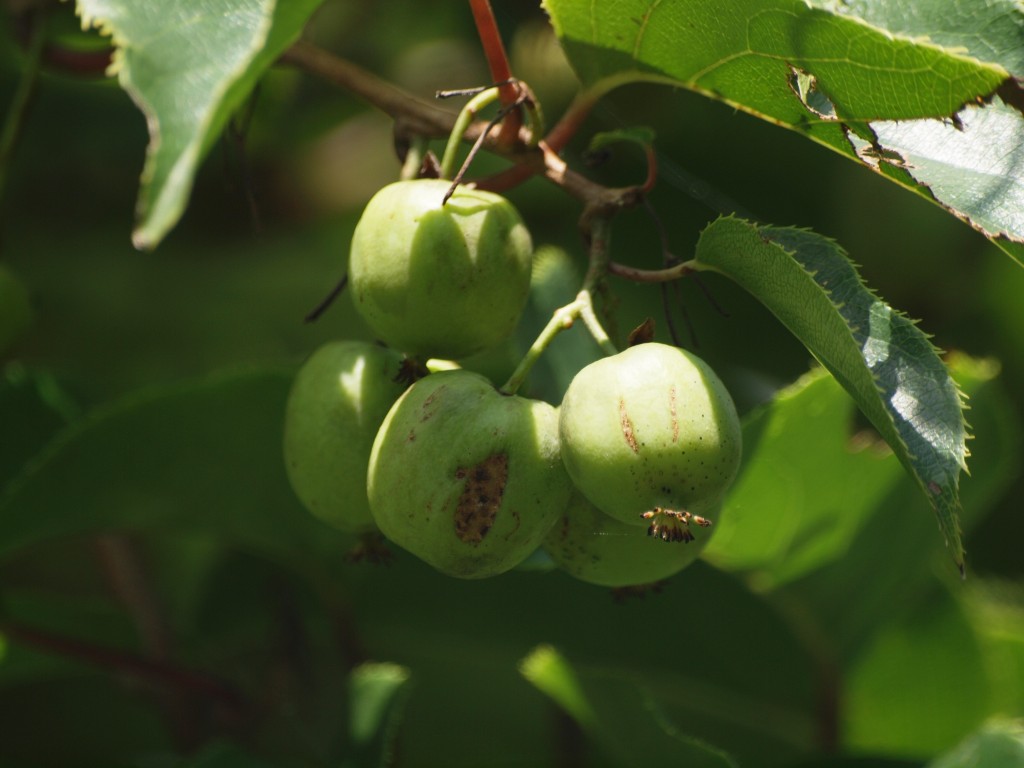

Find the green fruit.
[
  {"left": 348, "top": 179, "right": 533, "bottom": 360},
  {"left": 367, "top": 369, "right": 571, "bottom": 578},
  {"left": 544, "top": 491, "right": 715, "bottom": 588},
  {"left": 283, "top": 340, "right": 407, "bottom": 532},
  {"left": 558, "top": 342, "right": 741, "bottom": 533}
]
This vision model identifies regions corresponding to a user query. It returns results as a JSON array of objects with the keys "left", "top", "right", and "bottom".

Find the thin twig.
[
  {"left": 304, "top": 273, "right": 348, "bottom": 323},
  {"left": 0, "top": 619, "right": 250, "bottom": 714}
]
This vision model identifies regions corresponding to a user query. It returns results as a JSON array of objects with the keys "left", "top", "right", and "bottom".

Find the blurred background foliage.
[{"left": 0, "top": 1, "right": 1022, "bottom": 766}]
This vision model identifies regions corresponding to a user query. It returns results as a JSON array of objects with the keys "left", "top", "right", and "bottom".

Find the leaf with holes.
[{"left": 543, "top": 0, "right": 1024, "bottom": 263}]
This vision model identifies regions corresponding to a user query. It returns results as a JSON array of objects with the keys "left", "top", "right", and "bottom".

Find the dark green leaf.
[
  {"left": 0, "top": 365, "right": 79, "bottom": 492},
  {"left": 692, "top": 216, "right": 969, "bottom": 569},
  {"left": 75, "top": 0, "right": 325, "bottom": 249},
  {"left": 543, "top": 0, "right": 1005, "bottom": 121},
  {"left": 520, "top": 644, "right": 738, "bottom": 768},
  {"left": 342, "top": 662, "right": 413, "bottom": 768},
  {"left": 0, "top": 265, "right": 33, "bottom": 355},
  {"left": 0, "top": 367, "right": 343, "bottom": 569}
]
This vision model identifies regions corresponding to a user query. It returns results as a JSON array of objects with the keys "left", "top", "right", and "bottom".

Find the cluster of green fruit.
[{"left": 283, "top": 179, "right": 742, "bottom": 587}]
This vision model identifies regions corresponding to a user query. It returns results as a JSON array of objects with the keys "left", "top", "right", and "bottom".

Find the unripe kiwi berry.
[
  {"left": 544, "top": 491, "right": 715, "bottom": 588},
  {"left": 283, "top": 340, "right": 407, "bottom": 532},
  {"left": 367, "top": 369, "right": 571, "bottom": 578},
  {"left": 558, "top": 342, "right": 742, "bottom": 534},
  {"left": 348, "top": 179, "right": 533, "bottom": 360}
]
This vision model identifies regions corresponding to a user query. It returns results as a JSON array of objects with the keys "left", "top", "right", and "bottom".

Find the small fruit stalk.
[
  {"left": 558, "top": 342, "right": 742, "bottom": 542},
  {"left": 367, "top": 369, "right": 572, "bottom": 578}
]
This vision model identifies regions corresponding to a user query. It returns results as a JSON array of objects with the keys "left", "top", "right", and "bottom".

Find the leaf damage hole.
[{"left": 454, "top": 453, "right": 508, "bottom": 544}]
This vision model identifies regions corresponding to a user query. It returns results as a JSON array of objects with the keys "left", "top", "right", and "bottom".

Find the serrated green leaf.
[
  {"left": 691, "top": 216, "right": 968, "bottom": 570},
  {"left": 75, "top": 0, "right": 324, "bottom": 249},
  {"left": 543, "top": 0, "right": 1024, "bottom": 262},
  {"left": 0, "top": 367, "right": 342, "bottom": 566}
]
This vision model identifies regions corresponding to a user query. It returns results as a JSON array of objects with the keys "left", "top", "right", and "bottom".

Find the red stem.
[{"left": 468, "top": 0, "right": 522, "bottom": 146}]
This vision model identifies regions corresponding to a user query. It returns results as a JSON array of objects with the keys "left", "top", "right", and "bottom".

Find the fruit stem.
[
  {"left": 439, "top": 86, "right": 501, "bottom": 181},
  {"left": 500, "top": 289, "right": 616, "bottom": 395},
  {"left": 399, "top": 135, "right": 430, "bottom": 180},
  {"left": 607, "top": 260, "right": 694, "bottom": 283}
]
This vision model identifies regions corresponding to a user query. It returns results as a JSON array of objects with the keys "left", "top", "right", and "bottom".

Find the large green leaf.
[
  {"left": 0, "top": 367, "right": 343, "bottom": 568},
  {"left": 75, "top": 0, "right": 324, "bottom": 249},
  {"left": 520, "top": 645, "right": 739, "bottom": 768},
  {"left": 779, "top": 354, "right": 1020, "bottom": 663},
  {"left": 811, "top": 0, "right": 1024, "bottom": 78},
  {"left": 842, "top": 587, "right": 990, "bottom": 757},
  {"left": 702, "top": 368, "right": 902, "bottom": 588},
  {"left": 543, "top": 0, "right": 1024, "bottom": 263},
  {"left": 928, "top": 719, "right": 1024, "bottom": 768},
  {"left": 690, "top": 216, "right": 968, "bottom": 569}
]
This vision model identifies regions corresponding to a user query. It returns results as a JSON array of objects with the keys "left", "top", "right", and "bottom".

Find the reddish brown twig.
[{"left": 468, "top": 0, "right": 522, "bottom": 146}]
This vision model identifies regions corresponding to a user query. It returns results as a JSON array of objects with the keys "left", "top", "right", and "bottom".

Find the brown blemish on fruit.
[
  {"left": 619, "top": 397, "right": 639, "bottom": 454},
  {"left": 453, "top": 453, "right": 508, "bottom": 545}
]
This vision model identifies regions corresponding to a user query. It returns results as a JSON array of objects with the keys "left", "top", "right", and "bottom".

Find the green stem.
[
  {"left": 0, "top": 10, "right": 48, "bottom": 207},
  {"left": 500, "top": 297, "right": 581, "bottom": 395},
  {"left": 501, "top": 218, "right": 619, "bottom": 395},
  {"left": 400, "top": 135, "right": 429, "bottom": 180},
  {"left": 439, "top": 86, "right": 501, "bottom": 180}
]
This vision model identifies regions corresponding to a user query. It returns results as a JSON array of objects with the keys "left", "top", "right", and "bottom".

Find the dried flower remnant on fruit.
[
  {"left": 642, "top": 508, "right": 712, "bottom": 543},
  {"left": 454, "top": 453, "right": 509, "bottom": 544}
]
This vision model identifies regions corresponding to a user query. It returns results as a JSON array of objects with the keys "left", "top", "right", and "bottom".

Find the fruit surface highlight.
[
  {"left": 283, "top": 340, "right": 407, "bottom": 532},
  {"left": 367, "top": 369, "right": 571, "bottom": 578},
  {"left": 544, "top": 491, "right": 715, "bottom": 587},
  {"left": 558, "top": 342, "right": 742, "bottom": 531},
  {"left": 349, "top": 179, "right": 533, "bottom": 360}
]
